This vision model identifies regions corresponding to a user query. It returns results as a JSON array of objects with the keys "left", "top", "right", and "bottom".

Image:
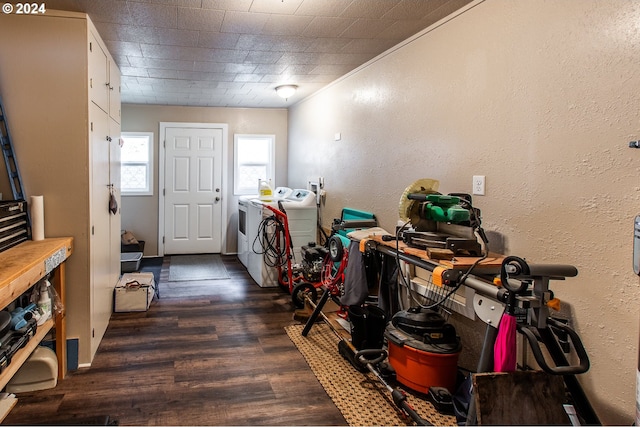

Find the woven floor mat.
[{"left": 285, "top": 323, "right": 458, "bottom": 426}]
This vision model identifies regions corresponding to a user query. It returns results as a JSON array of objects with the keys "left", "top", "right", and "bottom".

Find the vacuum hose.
[{"left": 355, "top": 349, "right": 432, "bottom": 426}]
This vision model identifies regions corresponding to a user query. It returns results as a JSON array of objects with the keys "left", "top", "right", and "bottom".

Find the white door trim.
[{"left": 158, "top": 122, "right": 229, "bottom": 256}]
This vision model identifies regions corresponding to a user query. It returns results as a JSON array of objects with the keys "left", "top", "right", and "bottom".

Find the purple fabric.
[{"left": 493, "top": 313, "right": 517, "bottom": 372}]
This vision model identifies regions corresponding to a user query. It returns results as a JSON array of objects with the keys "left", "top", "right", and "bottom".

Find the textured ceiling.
[{"left": 35, "top": 0, "right": 472, "bottom": 108}]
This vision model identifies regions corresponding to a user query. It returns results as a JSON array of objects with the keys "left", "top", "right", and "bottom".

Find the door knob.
[{"left": 215, "top": 197, "right": 221, "bottom": 202}]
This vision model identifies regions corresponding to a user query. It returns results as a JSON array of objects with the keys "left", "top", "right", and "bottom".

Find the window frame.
[
  {"left": 233, "top": 134, "right": 275, "bottom": 196},
  {"left": 120, "top": 131, "right": 154, "bottom": 196}
]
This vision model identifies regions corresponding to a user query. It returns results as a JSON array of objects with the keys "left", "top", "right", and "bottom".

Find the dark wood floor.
[{"left": 3, "top": 256, "right": 347, "bottom": 426}]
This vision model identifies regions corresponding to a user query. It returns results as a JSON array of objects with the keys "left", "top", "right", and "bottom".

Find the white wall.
[
  {"left": 288, "top": 0, "right": 640, "bottom": 423},
  {"left": 121, "top": 104, "right": 288, "bottom": 255}
]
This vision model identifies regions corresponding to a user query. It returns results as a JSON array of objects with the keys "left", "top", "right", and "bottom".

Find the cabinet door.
[
  {"left": 88, "top": 32, "right": 109, "bottom": 114},
  {"left": 109, "top": 117, "right": 121, "bottom": 283},
  {"left": 89, "top": 103, "right": 112, "bottom": 358},
  {"left": 108, "top": 59, "right": 121, "bottom": 124}
]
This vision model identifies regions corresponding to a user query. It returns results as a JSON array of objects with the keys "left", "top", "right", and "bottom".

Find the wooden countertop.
[
  {"left": 0, "top": 237, "right": 73, "bottom": 420},
  {"left": 0, "top": 238, "right": 73, "bottom": 310}
]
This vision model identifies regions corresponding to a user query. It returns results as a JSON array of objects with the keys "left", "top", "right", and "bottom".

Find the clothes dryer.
[
  {"left": 239, "top": 187, "right": 292, "bottom": 269},
  {"left": 237, "top": 195, "right": 255, "bottom": 268},
  {"left": 245, "top": 188, "right": 294, "bottom": 287},
  {"left": 246, "top": 188, "right": 317, "bottom": 288}
]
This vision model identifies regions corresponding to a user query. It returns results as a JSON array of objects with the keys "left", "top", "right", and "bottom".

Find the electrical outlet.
[{"left": 472, "top": 175, "right": 485, "bottom": 196}]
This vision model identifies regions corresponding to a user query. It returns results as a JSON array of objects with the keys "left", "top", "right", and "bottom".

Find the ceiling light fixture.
[{"left": 275, "top": 84, "right": 298, "bottom": 100}]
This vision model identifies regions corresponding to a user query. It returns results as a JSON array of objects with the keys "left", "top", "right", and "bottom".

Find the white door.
[{"left": 163, "top": 126, "right": 223, "bottom": 254}]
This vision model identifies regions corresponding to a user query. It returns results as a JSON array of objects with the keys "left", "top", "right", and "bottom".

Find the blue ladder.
[{"left": 0, "top": 98, "right": 26, "bottom": 201}]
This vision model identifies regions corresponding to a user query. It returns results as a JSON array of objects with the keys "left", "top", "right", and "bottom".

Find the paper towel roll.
[{"left": 30, "top": 195, "right": 44, "bottom": 241}]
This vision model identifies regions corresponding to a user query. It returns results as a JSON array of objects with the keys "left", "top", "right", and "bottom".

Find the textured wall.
[
  {"left": 288, "top": 0, "right": 640, "bottom": 423},
  {"left": 121, "top": 104, "right": 288, "bottom": 255}
]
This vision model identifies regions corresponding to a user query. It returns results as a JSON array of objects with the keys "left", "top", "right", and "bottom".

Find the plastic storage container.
[
  {"left": 6, "top": 346, "right": 58, "bottom": 393},
  {"left": 120, "top": 252, "right": 142, "bottom": 273}
]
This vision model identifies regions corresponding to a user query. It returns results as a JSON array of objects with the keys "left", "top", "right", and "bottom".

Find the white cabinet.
[
  {"left": 109, "top": 116, "right": 122, "bottom": 287},
  {"left": 88, "top": 111, "right": 121, "bottom": 358},
  {"left": 89, "top": 30, "right": 121, "bottom": 124},
  {"left": 89, "top": 103, "right": 118, "bottom": 358},
  {"left": 88, "top": 29, "right": 122, "bottom": 359},
  {"left": 0, "top": 11, "right": 121, "bottom": 365},
  {"left": 88, "top": 33, "right": 109, "bottom": 114},
  {"left": 109, "top": 61, "right": 121, "bottom": 124}
]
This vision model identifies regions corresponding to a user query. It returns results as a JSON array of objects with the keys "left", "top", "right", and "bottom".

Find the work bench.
[
  {"left": 302, "top": 232, "right": 508, "bottom": 339},
  {"left": 327, "top": 233, "right": 598, "bottom": 425},
  {"left": 370, "top": 234, "right": 503, "bottom": 270},
  {"left": 0, "top": 237, "right": 72, "bottom": 420},
  {"left": 363, "top": 234, "right": 509, "bottom": 322}
]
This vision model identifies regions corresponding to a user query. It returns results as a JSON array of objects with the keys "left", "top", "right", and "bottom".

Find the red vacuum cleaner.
[{"left": 384, "top": 307, "right": 462, "bottom": 395}]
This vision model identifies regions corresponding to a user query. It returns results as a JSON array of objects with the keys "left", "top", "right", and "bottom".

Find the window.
[
  {"left": 234, "top": 134, "right": 275, "bottom": 195},
  {"left": 121, "top": 132, "right": 153, "bottom": 196}
]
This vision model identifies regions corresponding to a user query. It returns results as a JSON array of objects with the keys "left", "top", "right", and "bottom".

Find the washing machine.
[
  {"left": 280, "top": 188, "right": 318, "bottom": 260},
  {"left": 246, "top": 188, "right": 317, "bottom": 288},
  {"left": 238, "top": 187, "right": 293, "bottom": 269}
]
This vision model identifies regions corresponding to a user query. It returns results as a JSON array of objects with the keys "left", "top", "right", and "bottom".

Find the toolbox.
[
  {"left": 114, "top": 272, "right": 156, "bottom": 312},
  {"left": 0, "top": 200, "right": 29, "bottom": 253}
]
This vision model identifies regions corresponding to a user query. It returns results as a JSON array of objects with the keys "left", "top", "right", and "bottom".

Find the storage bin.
[
  {"left": 6, "top": 346, "right": 58, "bottom": 393},
  {"left": 114, "top": 272, "right": 156, "bottom": 312},
  {"left": 121, "top": 240, "right": 145, "bottom": 254},
  {"left": 120, "top": 252, "right": 142, "bottom": 273}
]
